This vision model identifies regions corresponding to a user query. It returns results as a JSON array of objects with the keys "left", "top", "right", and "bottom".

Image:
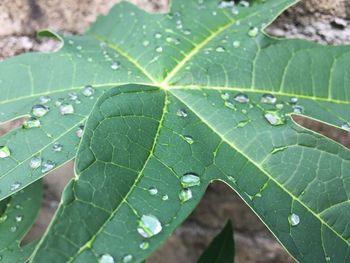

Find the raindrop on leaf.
[
  {"left": 0, "top": 146, "right": 11, "bottom": 159},
  {"left": 137, "top": 214, "right": 162, "bottom": 238}
]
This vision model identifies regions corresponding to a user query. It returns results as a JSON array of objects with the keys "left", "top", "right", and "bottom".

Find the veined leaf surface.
[{"left": 0, "top": 0, "right": 349, "bottom": 262}]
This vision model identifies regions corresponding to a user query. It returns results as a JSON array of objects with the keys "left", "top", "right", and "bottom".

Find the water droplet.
[
  {"left": 137, "top": 214, "right": 162, "bottom": 238},
  {"left": 216, "top": 46, "right": 226, "bottom": 52},
  {"left": 276, "top": 103, "right": 284, "bottom": 110},
  {"left": 184, "top": 136, "right": 194, "bottom": 144},
  {"left": 234, "top": 93, "right": 249, "bottom": 103},
  {"left": 0, "top": 215, "right": 7, "bottom": 223},
  {"left": 237, "top": 120, "right": 250, "bottom": 128},
  {"left": 23, "top": 117, "right": 41, "bottom": 129},
  {"left": 224, "top": 101, "right": 236, "bottom": 110},
  {"left": 39, "top": 95, "right": 51, "bottom": 104},
  {"left": 264, "top": 111, "right": 286, "bottom": 126},
  {"left": 261, "top": 93, "right": 276, "bottom": 104},
  {"left": 41, "top": 160, "right": 55, "bottom": 173},
  {"left": 32, "top": 105, "right": 50, "bottom": 118},
  {"left": 142, "top": 40, "right": 150, "bottom": 47},
  {"left": 227, "top": 176, "right": 236, "bottom": 184},
  {"left": 154, "top": 32, "right": 162, "bottom": 39},
  {"left": 122, "top": 254, "right": 133, "bottom": 263},
  {"left": 180, "top": 173, "right": 200, "bottom": 188},
  {"left": 218, "top": 0, "right": 234, "bottom": 8},
  {"left": 290, "top": 97, "right": 298, "bottom": 104},
  {"left": 68, "top": 40, "right": 74, "bottom": 45},
  {"left": 76, "top": 125, "right": 84, "bottom": 138},
  {"left": 341, "top": 122, "right": 350, "bottom": 131},
  {"left": 232, "top": 41, "right": 240, "bottom": 48},
  {"left": 29, "top": 156, "right": 42, "bottom": 169},
  {"left": 248, "top": 27, "right": 259, "bottom": 37},
  {"left": 155, "top": 46, "right": 163, "bottom": 53},
  {"left": 288, "top": 213, "right": 300, "bottom": 226},
  {"left": 148, "top": 187, "right": 158, "bottom": 195},
  {"left": 0, "top": 146, "right": 10, "bottom": 159},
  {"left": 183, "top": 29, "right": 191, "bottom": 35},
  {"left": 55, "top": 98, "right": 64, "bottom": 107},
  {"left": 293, "top": 105, "right": 304, "bottom": 114},
  {"left": 239, "top": 0, "right": 250, "bottom": 7},
  {"left": 139, "top": 241, "right": 149, "bottom": 250},
  {"left": 221, "top": 92, "right": 230, "bottom": 100},
  {"left": 52, "top": 143, "right": 63, "bottom": 152},
  {"left": 10, "top": 226, "right": 17, "bottom": 232},
  {"left": 76, "top": 45, "right": 82, "bottom": 50},
  {"left": 110, "top": 62, "right": 120, "bottom": 70},
  {"left": 82, "top": 85, "right": 95, "bottom": 97},
  {"left": 231, "top": 6, "right": 239, "bottom": 15},
  {"left": 10, "top": 182, "right": 21, "bottom": 192},
  {"left": 162, "top": 195, "right": 169, "bottom": 201},
  {"left": 59, "top": 104, "right": 74, "bottom": 115},
  {"left": 68, "top": 92, "right": 78, "bottom": 101},
  {"left": 99, "top": 254, "right": 114, "bottom": 263},
  {"left": 176, "top": 109, "right": 188, "bottom": 118},
  {"left": 179, "top": 188, "right": 192, "bottom": 203},
  {"left": 325, "top": 256, "right": 331, "bottom": 262},
  {"left": 15, "top": 215, "right": 23, "bottom": 222}
]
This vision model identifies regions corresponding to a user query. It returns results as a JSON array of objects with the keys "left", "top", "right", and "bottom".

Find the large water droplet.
[
  {"left": 41, "top": 160, "right": 55, "bottom": 173},
  {"left": 29, "top": 156, "right": 42, "bottom": 169},
  {"left": 288, "top": 213, "right": 300, "bottom": 226},
  {"left": 264, "top": 111, "right": 286, "bottom": 126},
  {"left": 261, "top": 93, "right": 276, "bottom": 104},
  {"left": 82, "top": 85, "right": 95, "bottom": 97},
  {"left": 99, "top": 254, "right": 114, "bottom": 263},
  {"left": 0, "top": 146, "right": 11, "bottom": 159},
  {"left": 176, "top": 109, "right": 188, "bottom": 118},
  {"left": 179, "top": 188, "right": 192, "bottom": 203},
  {"left": 139, "top": 241, "right": 149, "bottom": 250},
  {"left": 52, "top": 143, "right": 63, "bottom": 152},
  {"left": 180, "top": 173, "right": 200, "bottom": 187},
  {"left": 234, "top": 93, "right": 249, "bottom": 103},
  {"left": 59, "top": 104, "right": 74, "bottom": 115},
  {"left": 32, "top": 105, "right": 50, "bottom": 118},
  {"left": 10, "top": 182, "right": 21, "bottom": 192},
  {"left": 248, "top": 27, "right": 259, "bottom": 38},
  {"left": 39, "top": 95, "right": 51, "bottom": 104},
  {"left": 122, "top": 254, "right": 133, "bottom": 263},
  {"left": 137, "top": 214, "right": 162, "bottom": 238},
  {"left": 23, "top": 117, "right": 41, "bottom": 129},
  {"left": 148, "top": 187, "right": 158, "bottom": 195}
]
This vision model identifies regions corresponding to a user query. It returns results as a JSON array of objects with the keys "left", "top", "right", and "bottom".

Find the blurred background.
[{"left": 0, "top": 0, "right": 349, "bottom": 262}]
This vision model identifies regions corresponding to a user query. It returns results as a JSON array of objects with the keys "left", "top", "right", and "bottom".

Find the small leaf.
[{"left": 197, "top": 220, "right": 234, "bottom": 263}]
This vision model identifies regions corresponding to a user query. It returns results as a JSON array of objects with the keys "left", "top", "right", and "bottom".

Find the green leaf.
[
  {"left": 0, "top": 180, "right": 42, "bottom": 262},
  {"left": 0, "top": 0, "right": 349, "bottom": 262},
  {"left": 197, "top": 220, "right": 234, "bottom": 263}
]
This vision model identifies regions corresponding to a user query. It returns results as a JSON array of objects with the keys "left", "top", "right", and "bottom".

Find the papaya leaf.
[
  {"left": 0, "top": 0, "right": 349, "bottom": 262},
  {"left": 197, "top": 220, "right": 234, "bottom": 263},
  {"left": 0, "top": 180, "right": 42, "bottom": 262}
]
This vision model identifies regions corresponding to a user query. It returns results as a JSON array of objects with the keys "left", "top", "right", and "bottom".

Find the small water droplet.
[
  {"left": 76, "top": 45, "right": 82, "bottom": 51},
  {"left": 231, "top": 6, "right": 239, "bottom": 15},
  {"left": 264, "top": 111, "right": 286, "bottom": 126},
  {"left": 162, "top": 195, "right": 169, "bottom": 201},
  {"left": 32, "top": 105, "right": 50, "bottom": 118},
  {"left": 55, "top": 98, "right": 64, "bottom": 107},
  {"left": 290, "top": 97, "right": 298, "bottom": 104},
  {"left": 23, "top": 117, "right": 41, "bottom": 129},
  {"left": 248, "top": 27, "right": 259, "bottom": 38},
  {"left": 293, "top": 105, "right": 304, "bottom": 114},
  {"left": 68, "top": 92, "right": 79, "bottom": 101},
  {"left": 176, "top": 109, "right": 188, "bottom": 118},
  {"left": 325, "top": 256, "right": 331, "bottom": 262},
  {"left": 216, "top": 46, "right": 226, "bottom": 52},
  {"left": 82, "top": 85, "right": 95, "bottom": 97},
  {"left": 68, "top": 40, "right": 74, "bottom": 45},
  {"left": 261, "top": 93, "right": 276, "bottom": 104},
  {"left": 0, "top": 215, "right": 7, "bottom": 223},
  {"left": 15, "top": 204, "right": 23, "bottom": 210},
  {"left": 218, "top": 0, "right": 234, "bottom": 8},
  {"left": 76, "top": 125, "right": 84, "bottom": 138},
  {"left": 180, "top": 173, "right": 200, "bottom": 188},
  {"left": 184, "top": 136, "right": 194, "bottom": 144},
  {"left": 183, "top": 29, "right": 191, "bottom": 35},
  {"left": 15, "top": 215, "right": 23, "bottom": 222},
  {"left": 227, "top": 176, "right": 236, "bottom": 184},
  {"left": 0, "top": 146, "right": 11, "bottom": 159},
  {"left": 154, "top": 32, "right": 162, "bottom": 39},
  {"left": 276, "top": 103, "right": 284, "bottom": 110},
  {"left": 341, "top": 122, "right": 350, "bottom": 131},
  {"left": 232, "top": 41, "right": 240, "bottom": 48},
  {"left": 224, "top": 101, "right": 236, "bottom": 110},
  {"left": 142, "top": 40, "right": 150, "bottom": 47},
  {"left": 110, "top": 62, "right": 121, "bottom": 70},
  {"left": 10, "top": 226, "right": 17, "bottom": 232},
  {"left": 41, "top": 160, "right": 55, "bottom": 173},
  {"left": 137, "top": 214, "right": 162, "bottom": 238},
  {"left": 288, "top": 213, "right": 300, "bottom": 226},
  {"left": 122, "top": 254, "right": 133, "bottom": 263},
  {"left": 148, "top": 187, "right": 158, "bottom": 195},
  {"left": 10, "top": 182, "right": 21, "bottom": 192},
  {"left": 52, "top": 143, "right": 63, "bottom": 152},
  {"left": 221, "top": 92, "right": 230, "bottom": 100},
  {"left": 39, "top": 95, "right": 51, "bottom": 104},
  {"left": 234, "top": 93, "right": 249, "bottom": 103},
  {"left": 239, "top": 0, "right": 250, "bottom": 7},
  {"left": 59, "top": 104, "right": 74, "bottom": 115},
  {"left": 155, "top": 46, "right": 163, "bottom": 53},
  {"left": 139, "top": 241, "right": 149, "bottom": 250},
  {"left": 179, "top": 188, "right": 192, "bottom": 203},
  {"left": 99, "top": 254, "right": 114, "bottom": 263},
  {"left": 29, "top": 156, "right": 42, "bottom": 169}
]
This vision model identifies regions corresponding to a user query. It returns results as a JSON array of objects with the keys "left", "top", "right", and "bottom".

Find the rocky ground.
[{"left": 0, "top": 0, "right": 349, "bottom": 262}]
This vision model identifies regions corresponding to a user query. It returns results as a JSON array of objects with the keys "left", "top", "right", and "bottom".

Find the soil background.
[{"left": 0, "top": 0, "right": 349, "bottom": 262}]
